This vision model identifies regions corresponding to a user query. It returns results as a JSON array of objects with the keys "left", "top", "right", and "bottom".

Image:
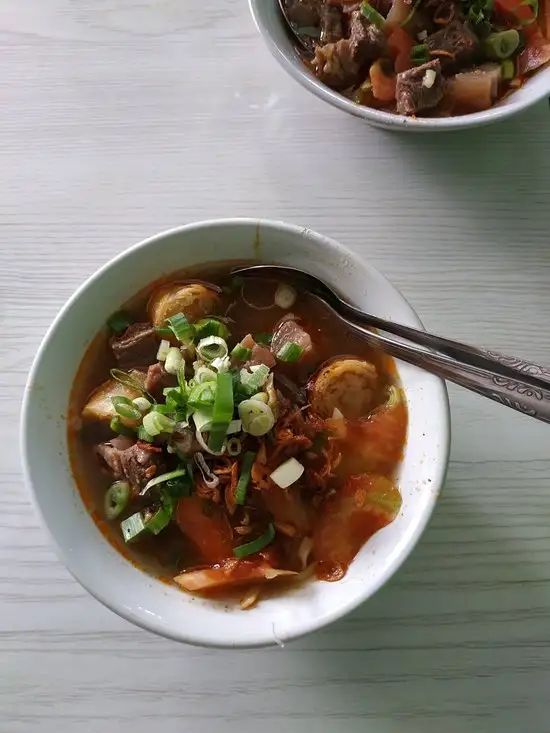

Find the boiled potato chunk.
[
  {"left": 309, "top": 358, "right": 379, "bottom": 419},
  {"left": 82, "top": 376, "right": 141, "bottom": 423},
  {"left": 148, "top": 283, "right": 220, "bottom": 328}
]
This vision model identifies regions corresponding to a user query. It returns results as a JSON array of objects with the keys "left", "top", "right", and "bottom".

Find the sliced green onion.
[
  {"left": 239, "top": 364, "right": 270, "bottom": 395},
  {"left": 274, "top": 283, "right": 297, "bottom": 309},
  {"left": 137, "top": 426, "right": 155, "bottom": 442},
  {"left": 227, "top": 437, "right": 242, "bottom": 456},
  {"left": 276, "top": 342, "right": 304, "bottom": 363},
  {"left": 501, "top": 58, "right": 516, "bottom": 79},
  {"left": 157, "top": 339, "right": 170, "bottom": 361},
  {"left": 208, "top": 371, "right": 234, "bottom": 453},
  {"left": 254, "top": 333, "right": 273, "bottom": 346},
  {"left": 234, "top": 523, "right": 275, "bottom": 559},
  {"left": 150, "top": 403, "right": 172, "bottom": 415},
  {"left": 110, "top": 368, "right": 155, "bottom": 404},
  {"left": 411, "top": 43, "right": 429, "bottom": 65},
  {"left": 193, "top": 409, "right": 213, "bottom": 433},
  {"left": 142, "top": 502, "right": 173, "bottom": 535},
  {"left": 360, "top": 1, "right": 385, "bottom": 28},
  {"left": 109, "top": 416, "right": 135, "bottom": 437},
  {"left": 163, "top": 387, "right": 186, "bottom": 412},
  {"left": 519, "top": 0, "right": 538, "bottom": 23},
  {"left": 211, "top": 355, "right": 231, "bottom": 372},
  {"left": 164, "top": 347, "right": 184, "bottom": 375},
  {"left": 188, "top": 381, "right": 217, "bottom": 410},
  {"left": 141, "top": 468, "right": 187, "bottom": 496},
  {"left": 195, "top": 366, "right": 217, "bottom": 384},
  {"left": 197, "top": 335, "right": 228, "bottom": 363},
  {"left": 270, "top": 458, "right": 305, "bottom": 489},
  {"left": 194, "top": 318, "right": 230, "bottom": 341},
  {"left": 235, "top": 451, "right": 256, "bottom": 505},
  {"left": 238, "top": 399, "right": 275, "bottom": 437},
  {"left": 166, "top": 312, "right": 195, "bottom": 344},
  {"left": 111, "top": 395, "right": 141, "bottom": 421},
  {"left": 107, "top": 311, "right": 133, "bottom": 335},
  {"left": 231, "top": 343, "right": 252, "bottom": 361},
  {"left": 104, "top": 481, "right": 131, "bottom": 520},
  {"left": 142, "top": 411, "right": 175, "bottom": 436},
  {"left": 132, "top": 396, "right": 152, "bottom": 412},
  {"left": 483, "top": 29, "right": 520, "bottom": 60},
  {"left": 121, "top": 511, "right": 148, "bottom": 542},
  {"left": 226, "top": 419, "right": 242, "bottom": 434}
]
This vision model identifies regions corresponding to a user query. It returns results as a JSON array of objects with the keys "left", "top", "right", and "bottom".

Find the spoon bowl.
[{"left": 233, "top": 263, "right": 550, "bottom": 424}]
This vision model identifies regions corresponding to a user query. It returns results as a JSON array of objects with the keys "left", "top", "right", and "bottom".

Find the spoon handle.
[
  {"left": 346, "top": 320, "right": 550, "bottom": 424},
  {"left": 339, "top": 299, "right": 550, "bottom": 392}
]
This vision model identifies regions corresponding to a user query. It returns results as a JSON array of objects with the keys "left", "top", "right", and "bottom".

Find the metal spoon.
[
  {"left": 232, "top": 264, "right": 550, "bottom": 425},
  {"left": 277, "top": 0, "right": 320, "bottom": 53}
]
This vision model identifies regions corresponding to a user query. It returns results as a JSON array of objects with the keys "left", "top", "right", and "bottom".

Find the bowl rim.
[
  {"left": 248, "top": 0, "right": 550, "bottom": 132},
  {"left": 20, "top": 218, "right": 451, "bottom": 647}
]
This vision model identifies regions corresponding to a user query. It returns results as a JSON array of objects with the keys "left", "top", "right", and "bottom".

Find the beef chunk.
[
  {"left": 320, "top": 4, "right": 344, "bottom": 43},
  {"left": 97, "top": 439, "right": 166, "bottom": 491},
  {"left": 96, "top": 436, "right": 134, "bottom": 478},
  {"left": 120, "top": 442, "right": 166, "bottom": 491},
  {"left": 313, "top": 38, "right": 359, "bottom": 89},
  {"left": 426, "top": 20, "right": 479, "bottom": 71},
  {"left": 144, "top": 361, "right": 177, "bottom": 397},
  {"left": 285, "top": 0, "right": 321, "bottom": 27},
  {"left": 271, "top": 317, "right": 313, "bottom": 357},
  {"left": 396, "top": 59, "right": 445, "bottom": 115},
  {"left": 348, "top": 10, "right": 388, "bottom": 64},
  {"left": 110, "top": 323, "right": 158, "bottom": 369}
]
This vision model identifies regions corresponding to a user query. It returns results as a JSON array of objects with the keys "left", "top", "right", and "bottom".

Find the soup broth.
[{"left": 69, "top": 262, "right": 407, "bottom": 608}]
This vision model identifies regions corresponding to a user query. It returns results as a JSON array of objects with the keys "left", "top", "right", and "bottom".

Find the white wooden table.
[{"left": 2, "top": 2, "right": 550, "bottom": 731}]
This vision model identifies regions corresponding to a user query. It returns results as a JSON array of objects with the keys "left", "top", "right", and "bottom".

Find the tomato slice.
[
  {"left": 176, "top": 496, "right": 233, "bottom": 564},
  {"left": 314, "top": 474, "right": 402, "bottom": 581}
]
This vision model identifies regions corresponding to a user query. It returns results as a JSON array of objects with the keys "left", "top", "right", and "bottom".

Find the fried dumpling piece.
[{"left": 148, "top": 283, "right": 220, "bottom": 329}]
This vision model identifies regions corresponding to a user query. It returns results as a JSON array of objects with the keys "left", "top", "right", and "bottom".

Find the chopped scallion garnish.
[
  {"left": 360, "top": 1, "right": 385, "bottom": 28},
  {"left": 188, "top": 381, "right": 217, "bottom": 410},
  {"left": 137, "top": 426, "right": 155, "bottom": 442},
  {"left": 411, "top": 43, "right": 429, "bottom": 65},
  {"left": 270, "top": 458, "right": 305, "bottom": 489},
  {"left": 276, "top": 342, "right": 304, "bottom": 363},
  {"left": 208, "top": 371, "right": 234, "bottom": 453},
  {"left": 107, "top": 311, "right": 133, "bottom": 335},
  {"left": 194, "top": 318, "right": 230, "bottom": 341},
  {"left": 231, "top": 343, "right": 252, "bottom": 361},
  {"left": 164, "top": 347, "right": 184, "bottom": 375},
  {"left": 142, "top": 411, "right": 175, "bottom": 436},
  {"left": 141, "top": 468, "right": 188, "bottom": 496},
  {"left": 239, "top": 364, "right": 270, "bottom": 394},
  {"left": 111, "top": 395, "right": 141, "bottom": 422},
  {"left": 104, "top": 481, "right": 131, "bottom": 520},
  {"left": 233, "top": 523, "right": 275, "bottom": 559},
  {"left": 235, "top": 451, "right": 256, "bottom": 505},
  {"left": 483, "top": 29, "right": 520, "bottom": 60},
  {"left": 109, "top": 416, "right": 135, "bottom": 437},
  {"left": 165, "top": 312, "right": 195, "bottom": 344},
  {"left": 197, "top": 335, "right": 229, "bottom": 363}
]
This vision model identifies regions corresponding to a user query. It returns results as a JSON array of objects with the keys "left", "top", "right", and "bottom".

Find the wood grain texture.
[{"left": 1, "top": 1, "right": 550, "bottom": 731}]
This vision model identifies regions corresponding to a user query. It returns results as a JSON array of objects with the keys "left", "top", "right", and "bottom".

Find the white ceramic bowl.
[
  {"left": 21, "top": 219, "right": 450, "bottom": 648},
  {"left": 249, "top": 0, "right": 550, "bottom": 132}
]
